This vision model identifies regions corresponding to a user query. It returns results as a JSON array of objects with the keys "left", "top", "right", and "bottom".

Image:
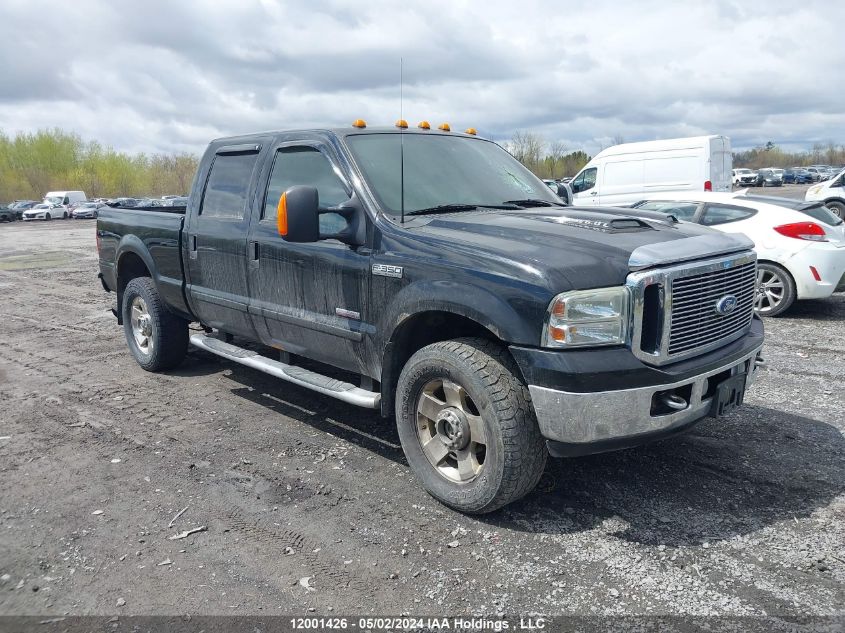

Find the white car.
[
  {"left": 22, "top": 203, "right": 68, "bottom": 221},
  {"left": 732, "top": 168, "right": 757, "bottom": 186},
  {"left": 630, "top": 192, "right": 845, "bottom": 316},
  {"left": 805, "top": 167, "right": 845, "bottom": 220}
]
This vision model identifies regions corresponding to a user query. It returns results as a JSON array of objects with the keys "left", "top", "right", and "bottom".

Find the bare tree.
[
  {"left": 547, "top": 141, "right": 567, "bottom": 179},
  {"left": 509, "top": 131, "right": 546, "bottom": 172}
]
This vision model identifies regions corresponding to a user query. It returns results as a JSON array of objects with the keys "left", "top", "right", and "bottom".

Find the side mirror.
[{"left": 277, "top": 186, "right": 319, "bottom": 242}]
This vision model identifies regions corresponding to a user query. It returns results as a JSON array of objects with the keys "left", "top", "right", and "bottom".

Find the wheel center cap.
[
  {"left": 435, "top": 408, "right": 470, "bottom": 451},
  {"left": 139, "top": 315, "right": 152, "bottom": 336}
]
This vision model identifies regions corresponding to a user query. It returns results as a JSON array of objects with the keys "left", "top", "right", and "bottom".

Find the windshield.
[
  {"left": 44, "top": 196, "right": 63, "bottom": 205},
  {"left": 345, "top": 133, "right": 558, "bottom": 216}
]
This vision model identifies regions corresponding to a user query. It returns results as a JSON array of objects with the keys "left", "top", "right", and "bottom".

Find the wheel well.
[
  {"left": 379, "top": 311, "right": 500, "bottom": 417},
  {"left": 757, "top": 259, "right": 796, "bottom": 287},
  {"left": 116, "top": 252, "right": 151, "bottom": 322}
]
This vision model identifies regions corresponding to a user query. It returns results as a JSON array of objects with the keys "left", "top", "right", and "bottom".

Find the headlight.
[
  {"left": 542, "top": 287, "right": 630, "bottom": 348},
  {"left": 808, "top": 185, "right": 821, "bottom": 195}
]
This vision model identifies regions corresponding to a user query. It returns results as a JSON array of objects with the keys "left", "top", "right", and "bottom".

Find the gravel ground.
[{"left": 0, "top": 217, "right": 842, "bottom": 621}]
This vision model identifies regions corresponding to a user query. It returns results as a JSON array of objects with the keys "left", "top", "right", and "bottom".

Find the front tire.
[
  {"left": 755, "top": 262, "right": 796, "bottom": 317},
  {"left": 395, "top": 337, "right": 547, "bottom": 514},
  {"left": 122, "top": 277, "right": 188, "bottom": 371},
  {"left": 45, "top": 213, "right": 51, "bottom": 221}
]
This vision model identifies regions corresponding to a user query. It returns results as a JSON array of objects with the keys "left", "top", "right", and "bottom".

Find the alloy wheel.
[
  {"left": 755, "top": 268, "right": 785, "bottom": 314},
  {"left": 415, "top": 378, "right": 487, "bottom": 483},
  {"left": 130, "top": 296, "right": 154, "bottom": 355}
]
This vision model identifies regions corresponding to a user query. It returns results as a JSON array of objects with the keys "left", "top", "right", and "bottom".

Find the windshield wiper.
[
  {"left": 405, "top": 203, "right": 521, "bottom": 217},
  {"left": 502, "top": 198, "right": 567, "bottom": 208},
  {"left": 406, "top": 204, "right": 479, "bottom": 216}
]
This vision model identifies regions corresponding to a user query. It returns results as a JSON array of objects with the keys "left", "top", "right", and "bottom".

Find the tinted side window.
[
  {"left": 701, "top": 204, "right": 756, "bottom": 226},
  {"left": 200, "top": 153, "right": 258, "bottom": 219},
  {"left": 572, "top": 167, "right": 597, "bottom": 193},
  {"left": 263, "top": 147, "right": 348, "bottom": 221}
]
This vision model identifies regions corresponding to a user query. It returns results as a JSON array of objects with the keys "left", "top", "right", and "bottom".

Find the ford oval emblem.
[{"left": 715, "top": 294, "right": 738, "bottom": 316}]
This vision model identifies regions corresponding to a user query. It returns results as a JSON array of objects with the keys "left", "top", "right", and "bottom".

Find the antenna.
[{"left": 400, "top": 57, "right": 405, "bottom": 224}]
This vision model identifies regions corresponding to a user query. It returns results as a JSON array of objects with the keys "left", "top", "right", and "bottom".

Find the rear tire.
[
  {"left": 122, "top": 277, "right": 188, "bottom": 371},
  {"left": 395, "top": 337, "right": 547, "bottom": 514},
  {"left": 825, "top": 200, "right": 845, "bottom": 220},
  {"left": 62, "top": 211, "right": 68, "bottom": 219},
  {"left": 45, "top": 213, "right": 51, "bottom": 221},
  {"left": 755, "top": 262, "right": 796, "bottom": 317}
]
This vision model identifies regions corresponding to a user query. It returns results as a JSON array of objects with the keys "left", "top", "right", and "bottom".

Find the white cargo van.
[
  {"left": 566, "top": 136, "right": 731, "bottom": 206},
  {"left": 43, "top": 190, "right": 87, "bottom": 206}
]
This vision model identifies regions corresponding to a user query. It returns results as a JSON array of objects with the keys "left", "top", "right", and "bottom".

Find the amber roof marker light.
[
  {"left": 465, "top": 127, "right": 477, "bottom": 135},
  {"left": 438, "top": 123, "right": 451, "bottom": 132},
  {"left": 418, "top": 121, "right": 431, "bottom": 130},
  {"left": 352, "top": 119, "right": 367, "bottom": 128},
  {"left": 395, "top": 119, "right": 409, "bottom": 129}
]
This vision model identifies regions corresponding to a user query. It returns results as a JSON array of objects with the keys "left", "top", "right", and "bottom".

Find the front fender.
[{"left": 379, "top": 279, "right": 541, "bottom": 347}]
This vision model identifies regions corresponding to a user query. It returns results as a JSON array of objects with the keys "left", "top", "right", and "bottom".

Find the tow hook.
[
  {"left": 754, "top": 354, "right": 767, "bottom": 369},
  {"left": 660, "top": 393, "right": 688, "bottom": 411}
]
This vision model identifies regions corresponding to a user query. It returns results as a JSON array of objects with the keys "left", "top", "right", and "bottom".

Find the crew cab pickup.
[{"left": 97, "top": 123, "right": 765, "bottom": 513}]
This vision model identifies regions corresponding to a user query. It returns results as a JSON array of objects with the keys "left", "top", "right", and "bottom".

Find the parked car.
[
  {"left": 23, "top": 203, "right": 67, "bottom": 221},
  {"left": 163, "top": 196, "right": 189, "bottom": 207},
  {"left": 805, "top": 167, "right": 845, "bottom": 219},
  {"left": 753, "top": 168, "right": 783, "bottom": 187},
  {"left": 784, "top": 168, "right": 813, "bottom": 184},
  {"left": 732, "top": 168, "right": 757, "bottom": 186},
  {"left": 107, "top": 197, "right": 139, "bottom": 207},
  {"left": 8, "top": 200, "right": 38, "bottom": 219},
  {"left": 806, "top": 167, "right": 824, "bottom": 182},
  {"left": 565, "top": 135, "right": 732, "bottom": 206},
  {"left": 96, "top": 123, "right": 764, "bottom": 513},
  {"left": 72, "top": 201, "right": 104, "bottom": 219},
  {"left": 0, "top": 205, "right": 17, "bottom": 222},
  {"left": 631, "top": 192, "right": 845, "bottom": 316}
]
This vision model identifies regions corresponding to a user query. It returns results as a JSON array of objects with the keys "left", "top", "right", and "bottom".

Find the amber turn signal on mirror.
[{"left": 277, "top": 193, "right": 288, "bottom": 236}]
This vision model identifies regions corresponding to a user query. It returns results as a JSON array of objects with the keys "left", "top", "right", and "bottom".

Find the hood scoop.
[{"left": 535, "top": 212, "right": 655, "bottom": 234}]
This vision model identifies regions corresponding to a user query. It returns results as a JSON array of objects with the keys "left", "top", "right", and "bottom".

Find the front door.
[
  {"left": 570, "top": 166, "right": 599, "bottom": 205},
  {"left": 184, "top": 145, "right": 261, "bottom": 338},
  {"left": 247, "top": 142, "right": 372, "bottom": 375}
]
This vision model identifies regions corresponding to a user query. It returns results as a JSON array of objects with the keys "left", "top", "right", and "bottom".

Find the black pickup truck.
[{"left": 97, "top": 123, "right": 765, "bottom": 513}]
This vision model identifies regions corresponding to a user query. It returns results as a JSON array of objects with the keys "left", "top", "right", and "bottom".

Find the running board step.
[{"left": 189, "top": 333, "right": 380, "bottom": 409}]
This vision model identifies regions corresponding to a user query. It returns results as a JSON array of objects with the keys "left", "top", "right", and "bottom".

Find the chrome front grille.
[
  {"left": 627, "top": 251, "right": 757, "bottom": 366},
  {"left": 668, "top": 261, "right": 756, "bottom": 356}
]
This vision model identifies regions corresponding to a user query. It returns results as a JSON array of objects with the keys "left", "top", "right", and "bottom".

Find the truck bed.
[{"left": 97, "top": 206, "right": 191, "bottom": 318}]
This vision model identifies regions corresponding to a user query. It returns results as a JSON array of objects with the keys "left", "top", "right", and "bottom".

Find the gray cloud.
[{"left": 1, "top": 0, "right": 843, "bottom": 157}]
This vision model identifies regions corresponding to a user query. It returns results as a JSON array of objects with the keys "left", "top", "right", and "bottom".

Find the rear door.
[
  {"left": 246, "top": 139, "right": 373, "bottom": 375},
  {"left": 184, "top": 143, "right": 263, "bottom": 338},
  {"left": 708, "top": 136, "right": 732, "bottom": 192}
]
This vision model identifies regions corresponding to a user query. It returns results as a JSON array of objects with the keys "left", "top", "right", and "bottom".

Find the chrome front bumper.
[{"left": 528, "top": 345, "right": 763, "bottom": 447}]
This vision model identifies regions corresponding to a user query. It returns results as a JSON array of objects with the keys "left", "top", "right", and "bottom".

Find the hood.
[{"left": 405, "top": 207, "right": 752, "bottom": 290}]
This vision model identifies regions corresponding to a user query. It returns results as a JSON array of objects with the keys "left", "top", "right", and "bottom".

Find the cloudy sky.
[{"left": 2, "top": 0, "right": 844, "bottom": 157}]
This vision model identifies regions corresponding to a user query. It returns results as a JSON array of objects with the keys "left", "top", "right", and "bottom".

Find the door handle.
[
  {"left": 249, "top": 241, "right": 260, "bottom": 268},
  {"left": 590, "top": 191, "right": 598, "bottom": 196},
  {"left": 189, "top": 235, "right": 197, "bottom": 259}
]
